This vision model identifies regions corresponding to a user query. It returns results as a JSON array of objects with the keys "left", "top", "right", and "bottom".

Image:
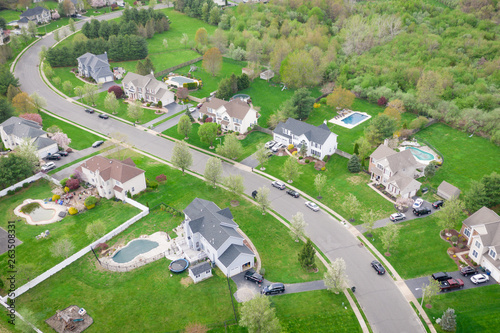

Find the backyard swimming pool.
[
  {"left": 165, "top": 76, "right": 199, "bottom": 88},
  {"left": 407, "top": 147, "right": 435, "bottom": 161},
  {"left": 112, "top": 239, "right": 159, "bottom": 264},
  {"left": 27, "top": 206, "right": 56, "bottom": 222},
  {"left": 341, "top": 112, "right": 369, "bottom": 125}
]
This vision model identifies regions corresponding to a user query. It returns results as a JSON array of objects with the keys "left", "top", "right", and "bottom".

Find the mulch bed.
[
  {"left": 45, "top": 305, "right": 93, "bottom": 333},
  {"left": 440, "top": 229, "right": 475, "bottom": 269}
]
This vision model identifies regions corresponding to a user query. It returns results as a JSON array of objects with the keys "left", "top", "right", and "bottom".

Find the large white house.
[
  {"left": 460, "top": 207, "right": 500, "bottom": 283},
  {"left": 122, "top": 72, "right": 175, "bottom": 106},
  {"left": 273, "top": 118, "right": 338, "bottom": 160},
  {"left": 77, "top": 52, "right": 114, "bottom": 83},
  {"left": 0, "top": 117, "right": 58, "bottom": 159},
  {"left": 198, "top": 97, "right": 259, "bottom": 134},
  {"left": 183, "top": 198, "right": 255, "bottom": 277},
  {"left": 75, "top": 155, "right": 146, "bottom": 200},
  {"left": 368, "top": 143, "right": 424, "bottom": 198},
  {"left": 18, "top": 6, "right": 51, "bottom": 27}
]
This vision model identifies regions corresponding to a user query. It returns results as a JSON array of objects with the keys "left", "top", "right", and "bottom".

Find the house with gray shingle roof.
[
  {"left": 369, "top": 143, "right": 425, "bottom": 198},
  {"left": 183, "top": 198, "right": 255, "bottom": 277},
  {"left": 437, "top": 181, "right": 461, "bottom": 200},
  {"left": 77, "top": 52, "right": 114, "bottom": 84},
  {"left": 188, "top": 261, "right": 212, "bottom": 283},
  {"left": 122, "top": 72, "right": 174, "bottom": 107},
  {"left": 198, "top": 97, "right": 259, "bottom": 134},
  {"left": 19, "top": 6, "right": 51, "bottom": 26},
  {"left": 273, "top": 118, "right": 338, "bottom": 159},
  {"left": 0, "top": 117, "right": 58, "bottom": 159}
]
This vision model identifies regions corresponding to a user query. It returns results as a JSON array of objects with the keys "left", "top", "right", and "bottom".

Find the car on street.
[
  {"left": 439, "top": 278, "right": 464, "bottom": 291},
  {"left": 252, "top": 190, "right": 258, "bottom": 199},
  {"left": 92, "top": 140, "right": 104, "bottom": 148},
  {"left": 470, "top": 273, "right": 489, "bottom": 285},
  {"left": 413, "top": 198, "right": 424, "bottom": 208},
  {"left": 98, "top": 113, "right": 109, "bottom": 119},
  {"left": 265, "top": 140, "right": 277, "bottom": 149},
  {"left": 244, "top": 270, "right": 264, "bottom": 284},
  {"left": 85, "top": 108, "right": 94, "bottom": 113},
  {"left": 271, "top": 180, "right": 286, "bottom": 190},
  {"left": 262, "top": 283, "right": 285, "bottom": 295},
  {"left": 460, "top": 266, "right": 477, "bottom": 276},
  {"left": 432, "top": 200, "right": 444, "bottom": 209},
  {"left": 432, "top": 272, "right": 451, "bottom": 282},
  {"left": 389, "top": 212, "right": 406, "bottom": 222},
  {"left": 46, "top": 153, "right": 61, "bottom": 160},
  {"left": 371, "top": 260, "right": 386, "bottom": 275},
  {"left": 286, "top": 189, "right": 300, "bottom": 198},
  {"left": 41, "top": 162, "right": 56, "bottom": 172},
  {"left": 305, "top": 201, "right": 320, "bottom": 212},
  {"left": 57, "top": 151, "right": 68, "bottom": 156},
  {"left": 413, "top": 207, "right": 431, "bottom": 216}
]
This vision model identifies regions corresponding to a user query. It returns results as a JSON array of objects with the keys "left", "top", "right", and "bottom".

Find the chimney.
[{"left": 383, "top": 138, "right": 388, "bottom": 147}]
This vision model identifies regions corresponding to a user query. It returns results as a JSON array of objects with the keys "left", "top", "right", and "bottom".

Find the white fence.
[
  {"left": 0, "top": 173, "right": 44, "bottom": 198},
  {"left": 42, "top": 173, "right": 61, "bottom": 186}
]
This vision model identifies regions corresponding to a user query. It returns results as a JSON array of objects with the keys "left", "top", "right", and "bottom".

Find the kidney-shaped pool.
[{"left": 112, "top": 239, "right": 159, "bottom": 264}]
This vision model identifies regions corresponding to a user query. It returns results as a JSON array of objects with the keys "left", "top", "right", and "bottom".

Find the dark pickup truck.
[{"left": 439, "top": 278, "right": 464, "bottom": 291}]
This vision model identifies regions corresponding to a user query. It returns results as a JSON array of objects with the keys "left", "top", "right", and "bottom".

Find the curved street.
[{"left": 14, "top": 10, "right": 424, "bottom": 333}]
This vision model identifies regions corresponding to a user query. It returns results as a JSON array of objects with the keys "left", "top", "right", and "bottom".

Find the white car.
[
  {"left": 470, "top": 273, "right": 489, "bottom": 285},
  {"left": 390, "top": 212, "right": 406, "bottom": 222},
  {"left": 413, "top": 198, "right": 424, "bottom": 209},
  {"left": 271, "top": 180, "right": 286, "bottom": 190},
  {"left": 305, "top": 201, "right": 320, "bottom": 212},
  {"left": 188, "top": 107, "right": 196, "bottom": 113},
  {"left": 41, "top": 162, "right": 56, "bottom": 172},
  {"left": 265, "top": 141, "right": 276, "bottom": 149},
  {"left": 271, "top": 143, "right": 282, "bottom": 152}
]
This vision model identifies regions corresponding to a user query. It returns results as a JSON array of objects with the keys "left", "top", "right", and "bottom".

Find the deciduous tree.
[
  {"left": 52, "top": 132, "right": 72, "bottom": 148},
  {"left": 324, "top": 257, "right": 348, "bottom": 294},
  {"left": 239, "top": 295, "right": 281, "bottom": 333},
  {"left": 314, "top": 173, "right": 327, "bottom": 198},
  {"left": 127, "top": 100, "right": 143, "bottom": 123},
  {"left": 203, "top": 47, "right": 222, "bottom": 77},
  {"left": 380, "top": 223, "right": 400, "bottom": 255},
  {"left": 289, "top": 212, "right": 306, "bottom": 242},
  {"left": 86, "top": 220, "right": 105, "bottom": 240},
  {"left": 30, "top": 92, "right": 46, "bottom": 111},
  {"left": 19, "top": 113, "right": 42, "bottom": 125},
  {"left": 282, "top": 156, "right": 301, "bottom": 183},
  {"left": 177, "top": 115, "right": 192, "bottom": 139},
  {"left": 62, "top": 80, "right": 73, "bottom": 94},
  {"left": 0, "top": 155, "right": 33, "bottom": 189},
  {"left": 83, "top": 83, "right": 99, "bottom": 106},
  {"left": 255, "top": 146, "right": 269, "bottom": 170},
  {"left": 216, "top": 133, "right": 242, "bottom": 160},
  {"left": 223, "top": 174, "right": 245, "bottom": 199},
  {"left": 104, "top": 92, "right": 119, "bottom": 115},
  {"left": 341, "top": 193, "right": 361, "bottom": 221},
  {"left": 387, "top": 99, "right": 405, "bottom": 114},
  {"left": 280, "top": 49, "right": 317, "bottom": 88},
  {"left": 361, "top": 209, "right": 381, "bottom": 235},
  {"left": 437, "top": 199, "right": 465, "bottom": 234},
  {"left": 195, "top": 27, "right": 208, "bottom": 46},
  {"left": 15, "top": 138, "right": 38, "bottom": 168},
  {"left": 326, "top": 86, "right": 355, "bottom": 110},
  {"left": 198, "top": 122, "right": 218, "bottom": 148},
  {"left": 180, "top": 33, "right": 189, "bottom": 48},
  {"left": 256, "top": 186, "right": 272, "bottom": 215},
  {"left": 171, "top": 140, "right": 192, "bottom": 175},
  {"left": 364, "top": 114, "right": 397, "bottom": 146},
  {"left": 204, "top": 157, "right": 222, "bottom": 188},
  {"left": 50, "top": 238, "right": 75, "bottom": 259},
  {"left": 12, "top": 92, "right": 36, "bottom": 114},
  {"left": 424, "top": 163, "right": 436, "bottom": 179},
  {"left": 421, "top": 277, "right": 440, "bottom": 307}
]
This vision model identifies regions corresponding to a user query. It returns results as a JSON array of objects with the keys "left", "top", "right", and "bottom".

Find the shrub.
[
  {"left": 22, "top": 182, "right": 29, "bottom": 188},
  {"left": 313, "top": 103, "right": 321, "bottom": 108},
  {"left": 84, "top": 196, "right": 98, "bottom": 209},
  {"left": 68, "top": 207, "right": 78, "bottom": 215},
  {"left": 156, "top": 174, "right": 167, "bottom": 182},
  {"left": 95, "top": 242, "right": 109, "bottom": 252},
  {"left": 377, "top": 96, "right": 387, "bottom": 106},
  {"left": 7, "top": 190, "right": 14, "bottom": 195},
  {"left": 66, "top": 178, "right": 80, "bottom": 190},
  {"left": 205, "top": 117, "right": 213, "bottom": 123},
  {"left": 451, "top": 235, "right": 458, "bottom": 242},
  {"left": 323, "top": 155, "right": 330, "bottom": 162},
  {"left": 457, "top": 243, "right": 465, "bottom": 249},
  {"left": 299, "top": 156, "right": 303, "bottom": 160},
  {"left": 235, "top": 132, "right": 240, "bottom": 136},
  {"left": 320, "top": 98, "right": 327, "bottom": 104},
  {"left": 288, "top": 144, "right": 294, "bottom": 150},
  {"left": 305, "top": 159, "right": 310, "bottom": 163},
  {"left": 148, "top": 180, "right": 158, "bottom": 189},
  {"left": 60, "top": 178, "right": 69, "bottom": 187},
  {"left": 64, "top": 186, "right": 69, "bottom": 193},
  {"left": 107, "top": 85, "right": 124, "bottom": 98},
  {"left": 146, "top": 103, "right": 151, "bottom": 107},
  {"left": 52, "top": 194, "right": 60, "bottom": 201},
  {"left": 157, "top": 101, "right": 162, "bottom": 108},
  {"left": 446, "top": 237, "right": 450, "bottom": 240},
  {"left": 292, "top": 151, "right": 298, "bottom": 156},
  {"left": 321, "top": 167, "right": 326, "bottom": 171}
]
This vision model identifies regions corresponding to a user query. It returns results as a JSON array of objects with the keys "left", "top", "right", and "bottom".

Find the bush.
[
  {"left": 60, "top": 178, "right": 69, "bottom": 187},
  {"left": 292, "top": 151, "right": 298, "bottom": 156},
  {"left": 321, "top": 167, "right": 326, "bottom": 171},
  {"left": 323, "top": 155, "right": 330, "bottom": 162},
  {"left": 64, "top": 186, "right": 69, "bottom": 193},
  {"left": 457, "top": 243, "right": 465, "bottom": 249},
  {"left": 146, "top": 103, "right": 151, "bottom": 107},
  {"left": 68, "top": 207, "right": 78, "bottom": 215},
  {"left": 451, "top": 235, "right": 458, "bottom": 242},
  {"left": 66, "top": 178, "right": 80, "bottom": 190},
  {"left": 52, "top": 194, "right": 60, "bottom": 202},
  {"left": 299, "top": 156, "right": 303, "bottom": 160},
  {"left": 235, "top": 132, "right": 240, "bottom": 136},
  {"left": 7, "top": 190, "right": 14, "bottom": 195},
  {"left": 205, "top": 117, "right": 213, "bottom": 123},
  {"left": 148, "top": 180, "right": 158, "bottom": 189},
  {"left": 156, "top": 174, "right": 166, "bottom": 182},
  {"left": 107, "top": 85, "right": 124, "bottom": 98},
  {"left": 320, "top": 98, "right": 327, "bottom": 104},
  {"left": 288, "top": 144, "right": 294, "bottom": 150},
  {"left": 305, "top": 159, "right": 310, "bottom": 163},
  {"left": 84, "top": 196, "right": 98, "bottom": 209},
  {"left": 183, "top": 82, "right": 198, "bottom": 90},
  {"left": 377, "top": 96, "right": 387, "bottom": 106},
  {"left": 313, "top": 103, "right": 321, "bottom": 108},
  {"left": 22, "top": 182, "right": 30, "bottom": 188},
  {"left": 157, "top": 101, "right": 162, "bottom": 108},
  {"left": 95, "top": 242, "right": 109, "bottom": 252}
]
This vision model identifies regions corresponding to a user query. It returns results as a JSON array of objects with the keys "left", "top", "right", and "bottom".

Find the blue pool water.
[
  {"left": 408, "top": 147, "right": 434, "bottom": 161},
  {"left": 341, "top": 113, "right": 369, "bottom": 125},
  {"left": 112, "top": 239, "right": 159, "bottom": 263}
]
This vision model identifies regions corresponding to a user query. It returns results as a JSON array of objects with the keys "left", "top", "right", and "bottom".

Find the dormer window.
[
  {"left": 377, "top": 164, "right": 384, "bottom": 170},
  {"left": 489, "top": 249, "right": 496, "bottom": 259}
]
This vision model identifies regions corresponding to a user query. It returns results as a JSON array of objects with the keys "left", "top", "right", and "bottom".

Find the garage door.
[{"left": 229, "top": 266, "right": 241, "bottom": 277}]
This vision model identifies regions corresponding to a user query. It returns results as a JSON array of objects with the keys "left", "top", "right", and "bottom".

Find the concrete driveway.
[{"left": 42, "top": 146, "right": 97, "bottom": 179}]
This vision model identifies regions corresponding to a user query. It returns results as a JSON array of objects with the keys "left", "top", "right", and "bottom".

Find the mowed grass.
[
  {"left": 239, "top": 130, "right": 272, "bottom": 161},
  {"left": 38, "top": 17, "right": 73, "bottom": 34},
  {"left": 0, "top": 179, "right": 140, "bottom": 288},
  {"left": 49, "top": 66, "right": 85, "bottom": 97},
  {"left": 415, "top": 123, "right": 500, "bottom": 192},
  {"left": 423, "top": 284, "right": 500, "bottom": 333},
  {"left": 368, "top": 214, "right": 463, "bottom": 279},
  {"left": 162, "top": 123, "right": 225, "bottom": 151},
  {"left": 41, "top": 112, "right": 101, "bottom": 150},
  {"left": 0, "top": 9, "right": 21, "bottom": 22}
]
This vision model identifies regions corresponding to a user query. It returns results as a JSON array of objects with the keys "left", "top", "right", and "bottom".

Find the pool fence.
[
  {"left": 155, "top": 56, "right": 203, "bottom": 78},
  {"left": 0, "top": 173, "right": 44, "bottom": 198},
  {"left": 99, "top": 252, "right": 165, "bottom": 272}
]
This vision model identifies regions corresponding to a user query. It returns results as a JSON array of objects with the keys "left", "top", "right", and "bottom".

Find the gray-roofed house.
[
  {"left": 437, "top": 181, "right": 461, "bottom": 200},
  {"left": 0, "top": 117, "right": 58, "bottom": 158},
  {"left": 19, "top": 6, "right": 51, "bottom": 26},
  {"left": 122, "top": 72, "right": 175, "bottom": 106},
  {"left": 198, "top": 97, "right": 259, "bottom": 134},
  {"left": 183, "top": 198, "right": 255, "bottom": 277},
  {"left": 77, "top": 52, "right": 114, "bottom": 84},
  {"left": 188, "top": 261, "right": 213, "bottom": 283},
  {"left": 460, "top": 207, "right": 500, "bottom": 283},
  {"left": 369, "top": 143, "right": 425, "bottom": 198},
  {"left": 273, "top": 118, "right": 338, "bottom": 160}
]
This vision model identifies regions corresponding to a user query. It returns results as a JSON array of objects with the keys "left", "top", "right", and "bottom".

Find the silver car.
[
  {"left": 470, "top": 273, "right": 489, "bottom": 285},
  {"left": 305, "top": 201, "right": 320, "bottom": 212}
]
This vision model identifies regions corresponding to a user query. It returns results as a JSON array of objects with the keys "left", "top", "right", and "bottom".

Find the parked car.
[
  {"left": 41, "top": 162, "right": 56, "bottom": 172},
  {"left": 286, "top": 189, "right": 300, "bottom": 198},
  {"left": 265, "top": 140, "right": 276, "bottom": 149},
  {"left": 432, "top": 200, "right": 444, "bottom": 209},
  {"left": 371, "top": 260, "right": 386, "bottom": 275},
  {"left": 197, "top": 103, "right": 203, "bottom": 109},
  {"left": 271, "top": 143, "right": 282, "bottom": 152},
  {"left": 188, "top": 107, "right": 196, "bottom": 113},
  {"left": 262, "top": 283, "right": 285, "bottom": 295},
  {"left": 46, "top": 153, "right": 61, "bottom": 160},
  {"left": 252, "top": 190, "right": 258, "bottom": 199},
  {"left": 413, "top": 207, "right": 431, "bottom": 216},
  {"left": 413, "top": 198, "right": 424, "bottom": 208},
  {"left": 432, "top": 272, "right": 452, "bottom": 282},
  {"left": 460, "top": 266, "right": 477, "bottom": 276},
  {"left": 92, "top": 140, "right": 104, "bottom": 148},
  {"left": 244, "top": 270, "right": 264, "bottom": 284},
  {"left": 85, "top": 108, "right": 94, "bottom": 113},
  {"left": 439, "top": 278, "right": 464, "bottom": 291},
  {"left": 271, "top": 180, "right": 286, "bottom": 190},
  {"left": 305, "top": 201, "right": 320, "bottom": 212},
  {"left": 57, "top": 151, "right": 68, "bottom": 157},
  {"left": 389, "top": 212, "right": 406, "bottom": 222},
  {"left": 470, "top": 273, "right": 489, "bottom": 285},
  {"left": 266, "top": 150, "right": 274, "bottom": 157},
  {"left": 98, "top": 113, "right": 109, "bottom": 119}
]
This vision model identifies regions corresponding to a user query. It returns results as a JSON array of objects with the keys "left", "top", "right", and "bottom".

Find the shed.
[
  {"left": 188, "top": 261, "right": 212, "bottom": 284},
  {"left": 242, "top": 67, "right": 254, "bottom": 76},
  {"left": 437, "top": 181, "right": 461, "bottom": 200},
  {"left": 260, "top": 70, "right": 274, "bottom": 81}
]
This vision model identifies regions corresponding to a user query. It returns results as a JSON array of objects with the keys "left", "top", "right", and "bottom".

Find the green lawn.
[
  {"left": 0, "top": 179, "right": 140, "bottom": 288},
  {"left": 239, "top": 130, "right": 272, "bottom": 161},
  {"left": 50, "top": 66, "right": 85, "bottom": 97},
  {"left": 163, "top": 123, "right": 225, "bottom": 150},
  {"left": 415, "top": 123, "right": 500, "bottom": 192},
  {"left": 262, "top": 154, "right": 394, "bottom": 224},
  {"left": 422, "top": 284, "right": 500, "bottom": 333},
  {"left": 41, "top": 112, "right": 101, "bottom": 150},
  {"left": 0, "top": 9, "right": 21, "bottom": 22},
  {"left": 368, "top": 214, "right": 463, "bottom": 279},
  {"left": 38, "top": 17, "right": 73, "bottom": 34}
]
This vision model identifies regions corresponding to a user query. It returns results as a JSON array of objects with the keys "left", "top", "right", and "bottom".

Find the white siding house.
[
  {"left": 19, "top": 7, "right": 51, "bottom": 26},
  {"left": 198, "top": 97, "right": 259, "bottom": 134},
  {"left": 188, "top": 261, "right": 213, "bottom": 283},
  {"left": 77, "top": 52, "right": 114, "bottom": 83},
  {"left": 122, "top": 72, "right": 175, "bottom": 106}
]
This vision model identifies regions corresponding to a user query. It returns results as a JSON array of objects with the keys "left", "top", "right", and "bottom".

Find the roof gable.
[
  {"left": 20, "top": 6, "right": 49, "bottom": 17},
  {"left": 78, "top": 155, "right": 145, "bottom": 183},
  {"left": 463, "top": 207, "right": 500, "bottom": 228},
  {"left": 370, "top": 144, "right": 397, "bottom": 161},
  {"left": 274, "top": 118, "right": 336, "bottom": 145}
]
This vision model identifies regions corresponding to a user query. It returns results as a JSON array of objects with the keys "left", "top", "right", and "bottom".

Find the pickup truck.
[{"left": 439, "top": 278, "right": 464, "bottom": 291}]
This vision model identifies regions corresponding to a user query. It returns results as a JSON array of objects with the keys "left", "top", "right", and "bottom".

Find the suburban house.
[
  {"left": 369, "top": 143, "right": 425, "bottom": 198},
  {"left": 188, "top": 261, "right": 213, "bottom": 284},
  {"left": 198, "top": 97, "right": 259, "bottom": 134},
  {"left": 122, "top": 72, "right": 175, "bottom": 106},
  {"left": 0, "top": 28, "right": 10, "bottom": 45},
  {"left": 460, "top": 207, "right": 500, "bottom": 283},
  {"left": 273, "top": 118, "right": 338, "bottom": 160},
  {"left": 75, "top": 155, "right": 146, "bottom": 200},
  {"left": 0, "top": 117, "right": 58, "bottom": 159},
  {"left": 437, "top": 181, "right": 461, "bottom": 200},
  {"left": 19, "top": 7, "right": 51, "bottom": 25},
  {"left": 260, "top": 69, "right": 274, "bottom": 81},
  {"left": 77, "top": 52, "right": 114, "bottom": 84},
  {"left": 183, "top": 198, "right": 256, "bottom": 277}
]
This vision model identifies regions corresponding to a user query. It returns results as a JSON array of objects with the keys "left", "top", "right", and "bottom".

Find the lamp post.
[{"left": 415, "top": 287, "right": 425, "bottom": 308}]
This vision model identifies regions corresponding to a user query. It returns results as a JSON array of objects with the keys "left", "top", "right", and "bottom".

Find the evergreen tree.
[
  {"left": 143, "top": 56, "right": 155, "bottom": 74},
  {"left": 439, "top": 308, "right": 456, "bottom": 332},
  {"left": 216, "top": 78, "right": 232, "bottom": 100},
  {"left": 237, "top": 73, "right": 250, "bottom": 90},
  {"left": 348, "top": 155, "right": 361, "bottom": 173},
  {"left": 0, "top": 98, "right": 15, "bottom": 123},
  {"left": 298, "top": 238, "right": 316, "bottom": 270},
  {"left": 229, "top": 73, "right": 238, "bottom": 94},
  {"left": 0, "top": 67, "right": 19, "bottom": 96},
  {"left": 353, "top": 142, "right": 359, "bottom": 155}
]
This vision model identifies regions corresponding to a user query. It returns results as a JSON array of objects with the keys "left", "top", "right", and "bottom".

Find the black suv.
[
  {"left": 262, "top": 283, "right": 285, "bottom": 295},
  {"left": 244, "top": 270, "right": 263, "bottom": 284},
  {"left": 371, "top": 260, "right": 386, "bottom": 275},
  {"left": 413, "top": 207, "right": 431, "bottom": 216},
  {"left": 85, "top": 108, "right": 94, "bottom": 113},
  {"left": 432, "top": 200, "right": 444, "bottom": 209},
  {"left": 46, "top": 153, "right": 61, "bottom": 160},
  {"left": 286, "top": 189, "right": 300, "bottom": 198},
  {"left": 460, "top": 266, "right": 477, "bottom": 276},
  {"left": 58, "top": 151, "right": 68, "bottom": 156},
  {"left": 432, "top": 272, "right": 451, "bottom": 281}
]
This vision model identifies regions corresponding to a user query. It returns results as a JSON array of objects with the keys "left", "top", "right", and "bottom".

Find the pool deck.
[
  {"left": 328, "top": 110, "right": 371, "bottom": 129},
  {"left": 400, "top": 145, "right": 441, "bottom": 166},
  {"left": 14, "top": 199, "right": 67, "bottom": 225}
]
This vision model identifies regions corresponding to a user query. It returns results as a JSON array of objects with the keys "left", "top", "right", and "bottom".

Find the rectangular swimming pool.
[{"left": 341, "top": 112, "right": 369, "bottom": 125}]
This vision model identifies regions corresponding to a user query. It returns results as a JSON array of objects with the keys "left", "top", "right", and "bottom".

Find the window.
[
  {"left": 195, "top": 274, "right": 200, "bottom": 278},
  {"left": 132, "top": 187, "right": 135, "bottom": 192},
  {"left": 464, "top": 228, "right": 471, "bottom": 237},
  {"left": 475, "top": 240, "right": 481, "bottom": 248},
  {"left": 377, "top": 164, "right": 384, "bottom": 170},
  {"left": 116, "top": 180, "right": 121, "bottom": 185},
  {"left": 206, "top": 270, "right": 210, "bottom": 274},
  {"left": 489, "top": 249, "right": 496, "bottom": 259},
  {"left": 472, "top": 250, "right": 478, "bottom": 258}
]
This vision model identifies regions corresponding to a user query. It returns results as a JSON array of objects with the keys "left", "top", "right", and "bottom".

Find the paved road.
[{"left": 14, "top": 10, "right": 423, "bottom": 333}]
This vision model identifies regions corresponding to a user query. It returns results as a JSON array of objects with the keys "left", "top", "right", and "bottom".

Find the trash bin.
[{"left": 351, "top": 286, "right": 356, "bottom": 293}]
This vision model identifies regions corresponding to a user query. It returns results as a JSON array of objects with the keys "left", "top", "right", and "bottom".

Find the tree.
[
  {"left": 355, "top": 136, "right": 371, "bottom": 166},
  {"left": 127, "top": 100, "right": 143, "bottom": 123},
  {"left": 66, "top": 178, "right": 80, "bottom": 190},
  {"left": 0, "top": 155, "right": 34, "bottom": 190},
  {"left": 0, "top": 67, "right": 19, "bottom": 96},
  {"left": 361, "top": 209, "right": 381, "bottom": 235},
  {"left": 348, "top": 155, "right": 361, "bottom": 173},
  {"left": 417, "top": 70, "right": 444, "bottom": 106},
  {"left": 198, "top": 122, "right": 218, "bottom": 148},
  {"left": 482, "top": 172, "right": 500, "bottom": 208},
  {"left": 291, "top": 88, "right": 314, "bottom": 120},
  {"left": 282, "top": 156, "right": 301, "bottom": 183},
  {"left": 424, "top": 163, "right": 436, "bottom": 179},
  {"left": 380, "top": 223, "right": 400, "bottom": 255},
  {"left": 327, "top": 86, "right": 355, "bottom": 110},
  {"left": 204, "top": 157, "right": 222, "bottom": 188},
  {"left": 7, "top": 84, "right": 21, "bottom": 102},
  {"left": 383, "top": 107, "right": 401, "bottom": 122},
  {"left": 463, "top": 181, "right": 487, "bottom": 213},
  {"left": 30, "top": 92, "right": 47, "bottom": 111},
  {"left": 420, "top": 277, "right": 440, "bottom": 308},
  {"left": 364, "top": 114, "right": 398, "bottom": 146},
  {"left": 12, "top": 92, "right": 35, "bottom": 114},
  {"left": 314, "top": 174, "right": 327, "bottom": 198},
  {"left": 216, "top": 133, "right": 242, "bottom": 160},
  {"left": 171, "top": 141, "right": 192, "bottom": 175},
  {"left": 255, "top": 146, "right": 269, "bottom": 170},
  {"left": 280, "top": 49, "right": 317, "bottom": 88},
  {"left": 149, "top": 0, "right": 157, "bottom": 8},
  {"left": 180, "top": 33, "right": 189, "bottom": 48},
  {"left": 195, "top": 27, "right": 208, "bottom": 46},
  {"left": 83, "top": 83, "right": 99, "bottom": 106},
  {"left": 223, "top": 174, "right": 245, "bottom": 199},
  {"left": 177, "top": 115, "right": 192, "bottom": 139},
  {"left": 52, "top": 132, "right": 71, "bottom": 148},
  {"left": 62, "top": 80, "right": 73, "bottom": 94},
  {"left": 27, "top": 21, "right": 37, "bottom": 37},
  {"left": 162, "top": 38, "right": 168, "bottom": 50},
  {"left": 68, "top": 18, "right": 76, "bottom": 32},
  {"left": 437, "top": 199, "right": 465, "bottom": 234},
  {"left": 0, "top": 98, "right": 15, "bottom": 123},
  {"left": 15, "top": 138, "right": 38, "bottom": 169},
  {"left": 74, "top": 86, "right": 84, "bottom": 100},
  {"left": 256, "top": 186, "right": 272, "bottom": 215},
  {"left": 19, "top": 113, "right": 42, "bottom": 125},
  {"left": 439, "top": 308, "right": 456, "bottom": 332},
  {"left": 298, "top": 238, "right": 316, "bottom": 271},
  {"left": 215, "top": 77, "right": 232, "bottom": 100},
  {"left": 289, "top": 212, "right": 306, "bottom": 242},
  {"left": 104, "top": 92, "right": 119, "bottom": 115},
  {"left": 239, "top": 295, "right": 281, "bottom": 333},
  {"left": 387, "top": 99, "right": 405, "bottom": 114},
  {"left": 324, "top": 258, "right": 348, "bottom": 294},
  {"left": 108, "top": 85, "right": 124, "bottom": 98},
  {"left": 86, "top": 220, "right": 105, "bottom": 240},
  {"left": 203, "top": 47, "right": 222, "bottom": 77},
  {"left": 50, "top": 238, "right": 75, "bottom": 259},
  {"left": 176, "top": 87, "right": 189, "bottom": 100},
  {"left": 342, "top": 193, "right": 361, "bottom": 221}
]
